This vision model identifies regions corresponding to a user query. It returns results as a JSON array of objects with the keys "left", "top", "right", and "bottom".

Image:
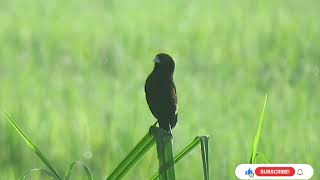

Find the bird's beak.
[{"left": 154, "top": 57, "right": 160, "bottom": 63}]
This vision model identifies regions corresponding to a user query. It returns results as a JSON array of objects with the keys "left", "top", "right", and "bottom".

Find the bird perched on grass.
[{"left": 145, "top": 53, "right": 178, "bottom": 131}]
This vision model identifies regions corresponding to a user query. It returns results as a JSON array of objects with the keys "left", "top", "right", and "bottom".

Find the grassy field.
[{"left": 0, "top": 0, "right": 319, "bottom": 179}]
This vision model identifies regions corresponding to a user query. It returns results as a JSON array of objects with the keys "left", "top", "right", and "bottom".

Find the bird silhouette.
[{"left": 145, "top": 53, "right": 178, "bottom": 131}]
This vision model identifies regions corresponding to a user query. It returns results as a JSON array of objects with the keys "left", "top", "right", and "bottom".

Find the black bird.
[{"left": 145, "top": 53, "right": 178, "bottom": 131}]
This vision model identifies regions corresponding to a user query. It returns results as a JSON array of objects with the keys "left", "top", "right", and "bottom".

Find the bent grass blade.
[
  {"left": 65, "top": 161, "right": 93, "bottom": 180},
  {"left": 19, "top": 168, "right": 57, "bottom": 180},
  {"left": 200, "top": 136, "right": 209, "bottom": 180},
  {"left": 150, "top": 135, "right": 209, "bottom": 180}
]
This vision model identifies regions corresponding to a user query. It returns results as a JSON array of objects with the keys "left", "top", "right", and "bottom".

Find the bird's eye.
[{"left": 154, "top": 57, "right": 160, "bottom": 63}]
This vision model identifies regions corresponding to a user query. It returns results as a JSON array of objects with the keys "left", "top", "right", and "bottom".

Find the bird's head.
[{"left": 153, "top": 53, "right": 175, "bottom": 77}]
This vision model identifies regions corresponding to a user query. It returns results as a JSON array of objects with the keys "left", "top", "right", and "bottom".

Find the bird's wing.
[
  {"left": 169, "top": 81, "right": 178, "bottom": 128},
  {"left": 171, "top": 82, "right": 178, "bottom": 115},
  {"left": 145, "top": 75, "right": 161, "bottom": 119}
]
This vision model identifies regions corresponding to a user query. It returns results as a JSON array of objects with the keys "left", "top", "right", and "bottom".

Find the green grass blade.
[
  {"left": 200, "top": 136, "right": 209, "bottom": 180},
  {"left": 249, "top": 94, "right": 268, "bottom": 164},
  {"left": 1, "top": 110, "right": 62, "bottom": 180},
  {"left": 116, "top": 138, "right": 156, "bottom": 179},
  {"left": 150, "top": 136, "right": 209, "bottom": 180},
  {"left": 149, "top": 126, "right": 175, "bottom": 180},
  {"left": 19, "top": 168, "right": 57, "bottom": 180},
  {"left": 107, "top": 128, "right": 155, "bottom": 180},
  {"left": 163, "top": 136, "right": 175, "bottom": 180},
  {"left": 65, "top": 161, "right": 93, "bottom": 180},
  {"left": 173, "top": 137, "right": 201, "bottom": 163}
]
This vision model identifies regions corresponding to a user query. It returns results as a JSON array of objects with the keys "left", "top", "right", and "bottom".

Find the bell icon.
[{"left": 297, "top": 169, "right": 303, "bottom": 175}]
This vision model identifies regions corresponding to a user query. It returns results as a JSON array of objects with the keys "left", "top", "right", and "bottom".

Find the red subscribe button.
[{"left": 255, "top": 167, "right": 295, "bottom": 176}]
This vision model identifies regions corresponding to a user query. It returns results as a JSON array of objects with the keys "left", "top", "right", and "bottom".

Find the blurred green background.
[{"left": 0, "top": 0, "right": 319, "bottom": 179}]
